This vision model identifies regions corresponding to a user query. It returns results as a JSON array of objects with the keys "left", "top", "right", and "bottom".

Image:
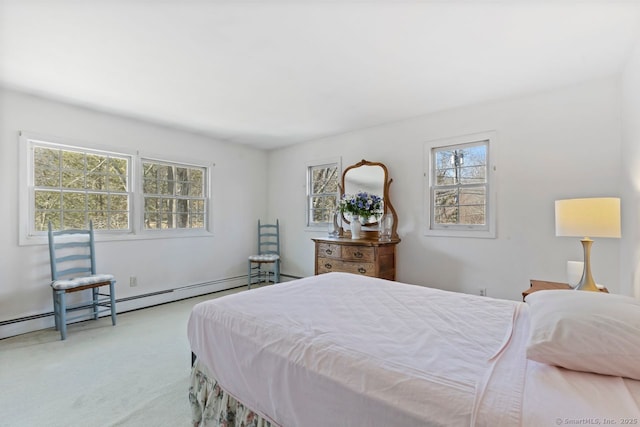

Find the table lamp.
[{"left": 555, "top": 197, "right": 621, "bottom": 291}]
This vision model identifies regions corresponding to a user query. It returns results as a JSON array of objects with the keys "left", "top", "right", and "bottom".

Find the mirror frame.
[{"left": 340, "top": 159, "right": 398, "bottom": 239}]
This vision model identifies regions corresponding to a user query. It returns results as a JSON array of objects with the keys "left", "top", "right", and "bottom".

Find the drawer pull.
[
  {"left": 325, "top": 249, "right": 333, "bottom": 255},
  {"left": 358, "top": 267, "right": 366, "bottom": 274},
  {"left": 354, "top": 251, "right": 363, "bottom": 259},
  {"left": 325, "top": 263, "right": 333, "bottom": 269}
]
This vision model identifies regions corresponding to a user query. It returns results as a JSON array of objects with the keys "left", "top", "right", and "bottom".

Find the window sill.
[{"left": 424, "top": 227, "right": 496, "bottom": 239}]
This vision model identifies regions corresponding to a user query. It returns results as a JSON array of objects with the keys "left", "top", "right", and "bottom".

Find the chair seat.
[
  {"left": 248, "top": 254, "right": 280, "bottom": 262},
  {"left": 51, "top": 274, "right": 115, "bottom": 290}
]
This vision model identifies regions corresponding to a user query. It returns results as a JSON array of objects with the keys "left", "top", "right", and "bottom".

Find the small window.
[
  {"left": 425, "top": 132, "right": 497, "bottom": 238},
  {"left": 307, "top": 160, "right": 340, "bottom": 227},
  {"left": 142, "top": 159, "right": 207, "bottom": 230},
  {"left": 30, "top": 140, "right": 131, "bottom": 233}
]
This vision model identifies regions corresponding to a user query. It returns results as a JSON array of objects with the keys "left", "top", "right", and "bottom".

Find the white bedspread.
[{"left": 188, "top": 273, "right": 529, "bottom": 426}]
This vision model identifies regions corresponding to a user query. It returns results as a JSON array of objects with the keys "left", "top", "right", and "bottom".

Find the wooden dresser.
[{"left": 312, "top": 237, "right": 399, "bottom": 281}]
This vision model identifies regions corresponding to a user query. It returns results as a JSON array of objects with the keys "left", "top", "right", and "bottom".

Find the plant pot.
[{"left": 350, "top": 216, "right": 361, "bottom": 239}]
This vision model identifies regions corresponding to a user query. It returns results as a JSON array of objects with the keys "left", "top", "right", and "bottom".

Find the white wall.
[
  {"left": 268, "top": 78, "right": 624, "bottom": 301},
  {"left": 0, "top": 89, "right": 267, "bottom": 338},
  {"left": 621, "top": 40, "right": 640, "bottom": 298}
]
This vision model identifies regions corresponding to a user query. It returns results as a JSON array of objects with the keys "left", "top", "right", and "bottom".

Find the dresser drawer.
[
  {"left": 317, "top": 243, "right": 342, "bottom": 259},
  {"left": 341, "top": 261, "right": 376, "bottom": 277},
  {"left": 317, "top": 257, "right": 376, "bottom": 277},
  {"left": 341, "top": 246, "right": 375, "bottom": 262},
  {"left": 317, "top": 257, "right": 341, "bottom": 274}
]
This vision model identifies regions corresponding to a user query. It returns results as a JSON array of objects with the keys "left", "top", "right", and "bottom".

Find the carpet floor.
[{"left": 0, "top": 288, "right": 242, "bottom": 427}]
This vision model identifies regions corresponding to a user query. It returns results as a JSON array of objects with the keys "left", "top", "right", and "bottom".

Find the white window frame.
[
  {"left": 19, "top": 131, "right": 214, "bottom": 245},
  {"left": 305, "top": 157, "right": 341, "bottom": 230},
  {"left": 424, "top": 131, "right": 498, "bottom": 238}
]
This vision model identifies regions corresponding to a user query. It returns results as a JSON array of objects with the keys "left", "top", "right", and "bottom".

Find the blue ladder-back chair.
[
  {"left": 247, "top": 219, "right": 280, "bottom": 289},
  {"left": 48, "top": 221, "right": 117, "bottom": 340}
]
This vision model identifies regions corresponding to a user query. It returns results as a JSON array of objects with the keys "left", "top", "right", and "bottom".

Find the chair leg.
[
  {"left": 109, "top": 281, "right": 117, "bottom": 326},
  {"left": 52, "top": 289, "right": 60, "bottom": 331},
  {"left": 275, "top": 259, "right": 280, "bottom": 283},
  {"left": 59, "top": 291, "right": 67, "bottom": 340},
  {"left": 247, "top": 260, "right": 252, "bottom": 290},
  {"left": 92, "top": 287, "right": 99, "bottom": 320}
]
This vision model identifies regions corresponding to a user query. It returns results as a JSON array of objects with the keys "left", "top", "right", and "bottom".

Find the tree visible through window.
[
  {"left": 432, "top": 140, "right": 488, "bottom": 228},
  {"left": 32, "top": 144, "right": 130, "bottom": 231},
  {"left": 142, "top": 160, "right": 206, "bottom": 230},
  {"left": 307, "top": 162, "right": 339, "bottom": 226}
]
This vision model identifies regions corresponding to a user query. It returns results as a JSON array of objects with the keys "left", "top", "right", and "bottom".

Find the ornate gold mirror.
[{"left": 340, "top": 159, "right": 398, "bottom": 238}]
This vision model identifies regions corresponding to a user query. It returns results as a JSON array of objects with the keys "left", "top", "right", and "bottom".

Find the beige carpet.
[
  {"left": 110, "top": 377, "right": 190, "bottom": 426},
  {"left": 0, "top": 288, "right": 243, "bottom": 427}
]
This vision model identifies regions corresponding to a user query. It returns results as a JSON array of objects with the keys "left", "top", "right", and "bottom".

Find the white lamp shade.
[{"left": 555, "top": 198, "right": 621, "bottom": 238}]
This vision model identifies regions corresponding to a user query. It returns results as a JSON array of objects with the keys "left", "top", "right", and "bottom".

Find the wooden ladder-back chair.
[
  {"left": 247, "top": 219, "right": 280, "bottom": 289},
  {"left": 48, "top": 221, "right": 117, "bottom": 340}
]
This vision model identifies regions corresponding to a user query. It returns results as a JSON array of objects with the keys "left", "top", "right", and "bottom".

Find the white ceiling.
[{"left": 1, "top": 1, "right": 640, "bottom": 150}]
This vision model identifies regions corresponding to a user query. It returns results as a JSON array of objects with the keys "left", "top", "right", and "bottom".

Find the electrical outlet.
[
  {"left": 479, "top": 288, "right": 487, "bottom": 297},
  {"left": 129, "top": 276, "right": 138, "bottom": 287}
]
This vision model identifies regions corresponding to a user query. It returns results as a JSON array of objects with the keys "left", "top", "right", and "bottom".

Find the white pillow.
[{"left": 525, "top": 289, "right": 640, "bottom": 380}]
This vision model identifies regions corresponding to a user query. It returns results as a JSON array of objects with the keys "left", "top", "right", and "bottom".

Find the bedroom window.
[
  {"left": 424, "top": 131, "right": 497, "bottom": 238},
  {"left": 306, "top": 159, "right": 340, "bottom": 227},
  {"left": 29, "top": 139, "right": 131, "bottom": 233},
  {"left": 142, "top": 159, "right": 207, "bottom": 230},
  {"left": 20, "top": 131, "right": 213, "bottom": 245}
]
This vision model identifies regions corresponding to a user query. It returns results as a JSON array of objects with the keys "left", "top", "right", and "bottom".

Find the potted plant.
[{"left": 339, "top": 192, "right": 382, "bottom": 239}]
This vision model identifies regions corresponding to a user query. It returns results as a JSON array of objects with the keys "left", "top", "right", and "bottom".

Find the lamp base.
[
  {"left": 575, "top": 238, "right": 600, "bottom": 292},
  {"left": 575, "top": 277, "right": 600, "bottom": 292}
]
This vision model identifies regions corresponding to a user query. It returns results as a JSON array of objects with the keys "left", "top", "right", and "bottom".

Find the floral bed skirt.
[{"left": 189, "top": 358, "right": 274, "bottom": 427}]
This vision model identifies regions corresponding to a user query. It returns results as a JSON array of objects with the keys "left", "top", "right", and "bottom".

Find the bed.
[{"left": 187, "top": 272, "right": 640, "bottom": 426}]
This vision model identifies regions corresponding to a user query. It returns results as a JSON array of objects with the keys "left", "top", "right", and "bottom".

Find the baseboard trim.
[
  {"left": 0, "top": 311, "right": 53, "bottom": 326},
  {"left": 0, "top": 274, "right": 250, "bottom": 339}
]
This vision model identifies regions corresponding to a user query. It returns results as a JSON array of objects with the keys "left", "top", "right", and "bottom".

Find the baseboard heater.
[{"left": 0, "top": 274, "right": 265, "bottom": 327}]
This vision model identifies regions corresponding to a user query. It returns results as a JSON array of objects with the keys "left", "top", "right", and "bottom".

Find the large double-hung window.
[
  {"left": 20, "top": 132, "right": 212, "bottom": 244},
  {"left": 424, "top": 131, "right": 497, "bottom": 238},
  {"left": 142, "top": 160, "right": 206, "bottom": 230},
  {"left": 31, "top": 141, "right": 131, "bottom": 232}
]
